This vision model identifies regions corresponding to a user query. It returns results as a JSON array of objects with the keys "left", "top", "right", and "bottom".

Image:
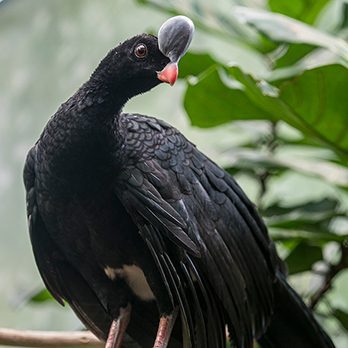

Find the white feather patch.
[{"left": 104, "top": 265, "right": 155, "bottom": 301}]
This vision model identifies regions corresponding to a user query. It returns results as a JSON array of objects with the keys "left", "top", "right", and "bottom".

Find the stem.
[
  {"left": 309, "top": 241, "right": 348, "bottom": 310},
  {"left": 0, "top": 328, "right": 103, "bottom": 347},
  {"left": 256, "top": 121, "right": 278, "bottom": 207}
]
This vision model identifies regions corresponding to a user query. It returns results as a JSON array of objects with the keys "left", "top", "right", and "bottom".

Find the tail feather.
[{"left": 258, "top": 275, "right": 335, "bottom": 348}]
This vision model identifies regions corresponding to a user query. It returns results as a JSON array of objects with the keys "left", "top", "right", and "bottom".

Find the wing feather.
[
  {"left": 115, "top": 114, "right": 279, "bottom": 347},
  {"left": 24, "top": 147, "right": 113, "bottom": 340}
]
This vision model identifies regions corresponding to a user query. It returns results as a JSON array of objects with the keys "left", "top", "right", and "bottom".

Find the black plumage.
[{"left": 24, "top": 17, "right": 334, "bottom": 348}]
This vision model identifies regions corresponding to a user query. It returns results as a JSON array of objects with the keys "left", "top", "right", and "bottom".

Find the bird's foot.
[
  {"left": 153, "top": 308, "right": 178, "bottom": 348},
  {"left": 105, "top": 303, "right": 131, "bottom": 348}
]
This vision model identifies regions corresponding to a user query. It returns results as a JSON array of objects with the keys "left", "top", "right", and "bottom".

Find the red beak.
[{"left": 157, "top": 62, "right": 178, "bottom": 86}]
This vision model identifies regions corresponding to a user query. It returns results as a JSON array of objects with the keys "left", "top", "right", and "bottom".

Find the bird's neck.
[
  {"left": 71, "top": 78, "right": 126, "bottom": 122},
  {"left": 68, "top": 49, "right": 133, "bottom": 123},
  {"left": 41, "top": 75, "right": 126, "bottom": 172}
]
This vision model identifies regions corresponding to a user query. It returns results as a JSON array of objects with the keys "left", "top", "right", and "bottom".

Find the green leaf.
[
  {"left": 284, "top": 241, "right": 322, "bottom": 274},
  {"left": 184, "top": 64, "right": 348, "bottom": 159},
  {"left": 179, "top": 52, "right": 218, "bottom": 78},
  {"left": 268, "top": 0, "right": 330, "bottom": 24},
  {"left": 222, "top": 145, "right": 348, "bottom": 188},
  {"left": 269, "top": 47, "right": 348, "bottom": 81},
  {"left": 225, "top": 155, "right": 287, "bottom": 177},
  {"left": 275, "top": 64, "right": 348, "bottom": 155},
  {"left": 233, "top": 6, "right": 348, "bottom": 63},
  {"left": 262, "top": 198, "right": 345, "bottom": 238},
  {"left": 184, "top": 67, "right": 274, "bottom": 128},
  {"left": 272, "top": 43, "right": 316, "bottom": 69},
  {"left": 332, "top": 307, "right": 348, "bottom": 331},
  {"left": 263, "top": 198, "right": 340, "bottom": 218},
  {"left": 276, "top": 155, "right": 348, "bottom": 188},
  {"left": 270, "top": 229, "right": 348, "bottom": 244},
  {"left": 269, "top": 220, "right": 330, "bottom": 233},
  {"left": 29, "top": 288, "right": 54, "bottom": 303},
  {"left": 341, "top": 2, "right": 348, "bottom": 30}
]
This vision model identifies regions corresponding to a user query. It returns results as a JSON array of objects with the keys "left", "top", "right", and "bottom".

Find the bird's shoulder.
[
  {"left": 116, "top": 112, "right": 211, "bottom": 199},
  {"left": 118, "top": 112, "right": 193, "bottom": 163}
]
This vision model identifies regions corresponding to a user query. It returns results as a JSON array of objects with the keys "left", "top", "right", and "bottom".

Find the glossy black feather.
[
  {"left": 114, "top": 113, "right": 277, "bottom": 346},
  {"left": 24, "top": 148, "right": 112, "bottom": 340}
]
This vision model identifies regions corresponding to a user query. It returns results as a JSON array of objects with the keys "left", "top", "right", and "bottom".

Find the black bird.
[{"left": 24, "top": 16, "right": 335, "bottom": 348}]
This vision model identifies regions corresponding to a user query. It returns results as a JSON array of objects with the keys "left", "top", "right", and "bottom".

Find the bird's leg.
[
  {"left": 153, "top": 308, "right": 178, "bottom": 348},
  {"left": 105, "top": 303, "right": 131, "bottom": 348}
]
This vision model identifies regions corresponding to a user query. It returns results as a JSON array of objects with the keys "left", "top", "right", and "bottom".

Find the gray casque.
[{"left": 158, "top": 15, "right": 195, "bottom": 63}]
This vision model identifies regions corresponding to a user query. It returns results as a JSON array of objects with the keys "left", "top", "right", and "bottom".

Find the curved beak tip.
[{"left": 157, "top": 63, "right": 178, "bottom": 86}]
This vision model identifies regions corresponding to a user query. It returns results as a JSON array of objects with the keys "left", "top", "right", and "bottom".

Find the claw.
[
  {"left": 153, "top": 308, "right": 178, "bottom": 348},
  {"left": 105, "top": 304, "right": 131, "bottom": 348}
]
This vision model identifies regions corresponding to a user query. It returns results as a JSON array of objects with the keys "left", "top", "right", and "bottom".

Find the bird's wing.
[
  {"left": 24, "top": 145, "right": 185, "bottom": 347},
  {"left": 114, "top": 114, "right": 279, "bottom": 347},
  {"left": 24, "top": 146, "right": 112, "bottom": 341}
]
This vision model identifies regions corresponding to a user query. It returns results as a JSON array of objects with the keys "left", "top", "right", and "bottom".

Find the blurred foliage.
[{"left": 136, "top": 0, "right": 348, "bottom": 345}]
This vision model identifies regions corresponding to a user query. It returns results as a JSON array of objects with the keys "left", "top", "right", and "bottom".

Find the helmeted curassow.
[{"left": 24, "top": 16, "right": 335, "bottom": 348}]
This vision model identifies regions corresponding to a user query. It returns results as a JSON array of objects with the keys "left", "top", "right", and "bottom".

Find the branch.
[
  {"left": 309, "top": 241, "right": 348, "bottom": 310},
  {"left": 256, "top": 121, "right": 279, "bottom": 207},
  {"left": 0, "top": 328, "right": 103, "bottom": 347}
]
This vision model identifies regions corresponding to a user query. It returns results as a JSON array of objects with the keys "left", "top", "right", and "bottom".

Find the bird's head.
[{"left": 92, "top": 16, "right": 194, "bottom": 99}]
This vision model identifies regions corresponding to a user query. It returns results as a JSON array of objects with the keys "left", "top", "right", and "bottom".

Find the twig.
[
  {"left": 309, "top": 241, "right": 348, "bottom": 310},
  {"left": 256, "top": 121, "right": 279, "bottom": 207},
  {"left": 0, "top": 328, "right": 103, "bottom": 347}
]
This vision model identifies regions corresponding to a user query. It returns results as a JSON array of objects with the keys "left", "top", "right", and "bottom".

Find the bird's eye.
[{"left": 134, "top": 44, "right": 148, "bottom": 59}]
